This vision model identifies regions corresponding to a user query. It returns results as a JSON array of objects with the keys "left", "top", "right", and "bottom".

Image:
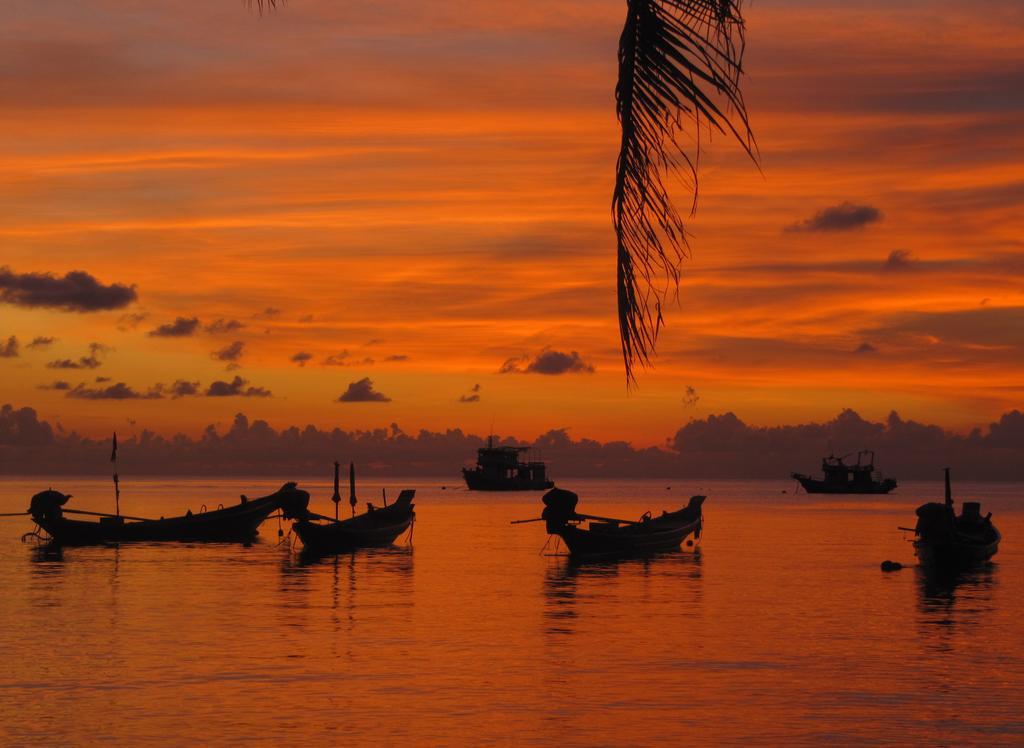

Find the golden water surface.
[{"left": 1, "top": 478, "right": 1021, "bottom": 745}]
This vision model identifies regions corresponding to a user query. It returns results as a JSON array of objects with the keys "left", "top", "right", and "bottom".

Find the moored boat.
[
  {"left": 516, "top": 487, "right": 705, "bottom": 559},
  {"left": 792, "top": 450, "right": 897, "bottom": 494},
  {"left": 907, "top": 468, "right": 1000, "bottom": 570},
  {"left": 26, "top": 483, "right": 310, "bottom": 546},
  {"left": 291, "top": 492, "right": 415, "bottom": 555},
  {"left": 289, "top": 461, "right": 415, "bottom": 556},
  {"left": 462, "top": 436, "right": 554, "bottom": 491}
]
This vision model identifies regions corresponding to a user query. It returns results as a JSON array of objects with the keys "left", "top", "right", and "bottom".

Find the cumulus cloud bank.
[{"left": 2, "top": 405, "right": 1022, "bottom": 479}]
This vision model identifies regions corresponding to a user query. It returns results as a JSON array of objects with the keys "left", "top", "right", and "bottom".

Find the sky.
[{"left": 1, "top": 0, "right": 1022, "bottom": 446}]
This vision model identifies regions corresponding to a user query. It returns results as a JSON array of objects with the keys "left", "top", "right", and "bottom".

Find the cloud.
[
  {"left": 337, "top": 377, "right": 391, "bottom": 402},
  {"left": 117, "top": 312, "right": 149, "bottom": 331},
  {"left": 384, "top": 354, "right": 409, "bottom": 362},
  {"left": 682, "top": 385, "right": 700, "bottom": 407},
  {"left": 853, "top": 342, "right": 878, "bottom": 354},
  {"left": 95, "top": 376, "right": 111, "bottom": 382},
  {"left": 458, "top": 383, "right": 481, "bottom": 403},
  {"left": 0, "top": 335, "right": 18, "bottom": 358},
  {"left": 3, "top": 403, "right": 1024, "bottom": 480},
  {"left": 37, "top": 380, "right": 71, "bottom": 391},
  {"left": 323, "top": 351, "right": 350, "bottom": 366},
  {"left": 204, "top": 318, "right": 245, "bottom": 334},
  {"left": 252, "top": 307, "right": 281, "bottom": 319},
  {"left": 67, "top": 382, "right": 163, "bottom": 400},
  {"left": 205, "top": 376, "right": 272, "bottom": 397},
  {"left": 148, "top": 316, "right": 200, "bottom": 337},
  {"left": 323, "top": 351, "right": 374, "bottom": 366},
  {"left": 212, "top": 341, "right": 245, "bottom": 363},
  {"left": 883, "top": 249, "right": 915, "bottom": 271},
  {"left": 46, "top": 342, "right": 110, "bottom": 370},
  {"left": 860, "top": 307, "right": 1024, "bottom": 352},
  {"left": 26, "top": 336, "right": 57, "bottom": 349},
  {"left": 785, "top": 202, "right": 882, "bottom": 233},
  {"left": 169, "top": 380, "right": 200, "bottom": 398},
  {"left": 0, "top": 266, "right": 137, "bottom": 312},
  {"left": 499, "top": 349, "right": 595, "bottom": 375},
  {"left": 290, "top": 351, "right": 313, "bottom": 367}
]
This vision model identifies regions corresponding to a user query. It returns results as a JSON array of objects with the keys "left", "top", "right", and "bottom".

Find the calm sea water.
[{"left": 0, "top": 477, "right": 1021, "bottom": 745}]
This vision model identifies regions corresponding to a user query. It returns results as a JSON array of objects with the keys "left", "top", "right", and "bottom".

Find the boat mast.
[
  {"left": 331, "top": 460, "right": 341, "bottom": 520},
  {"left": 349, "top": 461, "right": 357, "bottom": 518},
  {"left": 110, "top": 431, "right": 120, "bottom": 517},
  {"left": 944, "top": 467, "right": 953, "bottom": 508}
]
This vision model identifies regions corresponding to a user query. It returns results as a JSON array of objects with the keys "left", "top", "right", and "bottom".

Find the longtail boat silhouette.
[
  {"left": 900, "top": 468, "right": 1000, "bottom": 570},
  {"left": 288, "top": 461, "right": 415, "bottom": 556},
  {"left": 24, "top": 483, "right": 308, "bottom": 546},
  {"left": 792, "top": 450, "right": 897, "bottom": 494},
  {"left": 3, "top": 433, "right": 308, "bottom": 546},
  {"left": 513, "top": 487, "right": 704, "bottom": 559},
  {"left": 462, "top": 436, "right": 554, "bottom": 491}
]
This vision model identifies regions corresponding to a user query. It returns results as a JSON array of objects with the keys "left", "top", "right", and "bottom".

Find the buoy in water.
[{"left": 880, "top": 560, "right": 903, "bottom": 572}]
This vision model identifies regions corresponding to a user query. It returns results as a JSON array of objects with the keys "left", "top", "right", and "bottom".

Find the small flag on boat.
[{"left": 110, "top": 432, "right": 118, "bottom": 463}]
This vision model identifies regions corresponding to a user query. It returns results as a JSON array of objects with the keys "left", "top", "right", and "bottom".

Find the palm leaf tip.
[{"left": 614, "top": 0, "right": 757, "bottom": 384}]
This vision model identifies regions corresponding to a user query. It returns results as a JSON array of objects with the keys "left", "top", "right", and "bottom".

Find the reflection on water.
[
  {"left": 916, "top": 564, "right": 998, "bottom": 645},
  {"left": 543, "top": 550, "right": 703, "bottom": 636},
  {"left": 0, "top": 477, "right": 1021, "bottom": 744}
]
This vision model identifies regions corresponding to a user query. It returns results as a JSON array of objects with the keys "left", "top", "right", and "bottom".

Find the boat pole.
[
  {"left": 331, "top": 460, "right": 341, "bottom": 521},
  {"left": 349, "top": 461, "right": 357, "bottom": 518},
  {"left": 111, "top": 431, "right": 120, "bottom": 517},
  {"left": 944, "top": 467, "right": 952, "bottom": 507}
]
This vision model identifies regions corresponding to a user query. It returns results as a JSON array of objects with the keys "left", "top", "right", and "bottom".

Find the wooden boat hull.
[
  {"left": 913, "top": 533, "right": 1000, "bottom": 570},
  {"left": 793, "top": 475, "right": 897, "bottom": 494},
  {"left": 462, "top": 469, "right": 553, "bottom": 491},
  {"left": 32, "top": 485, "right": 306, "bottom": 546},
  {"left": 554, "top": 513, "right": 702, "bottom": 559},
  {"left": 292, "top": 494, "right": 415, "bottom": 554}
]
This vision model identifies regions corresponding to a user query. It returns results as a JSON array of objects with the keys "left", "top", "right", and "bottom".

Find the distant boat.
[
  {"left": 792, "top": 450, "right": 897, "bottom": 494},
  {"left": 26, "top": 483, "right": 308, "bottom": 546},
  {"left": 907, "top": 468, "right": 1000, "bottom": 569},
  {"left": 288, "top": 461, "right": 415, "bottom": 555},
  {"left": 462, "top": 436, "right": 554, "bottom": 491},
  {"left": 515, "top": 487, "right": 705, "bottom": 559}
]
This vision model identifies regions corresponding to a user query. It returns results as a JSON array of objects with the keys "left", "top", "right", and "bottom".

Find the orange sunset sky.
[{"left": 2, "top": 0, "right": 1022, "bottom": 445}]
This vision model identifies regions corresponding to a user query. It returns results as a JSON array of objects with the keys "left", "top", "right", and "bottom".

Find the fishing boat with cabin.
[
  {"left": 902, "top": 468, "right": 1001, "bottom": 570},
  {"left": 289, "top": 461, "right": 415, "bottom": 556},
  {"left": 514, "top": 487, "right": 705, "bottom": 559},
  {"left": 462, "top": 436, "right": 554, "bottom": 491},
  {"left": 792, "top": 450, "right": 897, "bottom": 494}
]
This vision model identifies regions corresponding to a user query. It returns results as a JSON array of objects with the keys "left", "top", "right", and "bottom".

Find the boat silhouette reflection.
[{"left": 543, "top": 550, "right": 703, "bottom": 637}]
